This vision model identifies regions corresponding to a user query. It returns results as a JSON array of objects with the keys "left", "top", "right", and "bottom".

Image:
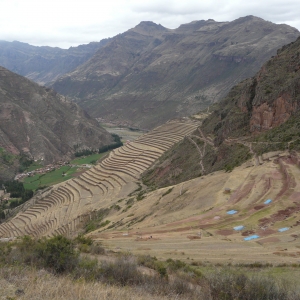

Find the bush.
[
  {"left": 36, "top": 235, "right": 79, "bottom": 273},
  {"left": 98, "top": 134, "right": 123, "bottom": 153},
  {"left": 75, "top": 149, "right": 94, "bottom": 157},
  {"left": 162, "top": 187, "right": 173, "bottom": 197},
  {"left": 75, "top": 234, "right": 93, "bottom": 246},
  {"left": 206, "top": 270, "right": 291, "bottom": 300},
  {"left": 89, "top": 243, "right": 105, "bottom": 255},
  {"left": 100, "top": 255, "right": 143, "bottom": 286}
]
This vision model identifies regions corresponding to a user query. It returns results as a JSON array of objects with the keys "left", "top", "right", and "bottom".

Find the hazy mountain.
[
  {"left": 52, "top": 16, "right": 299, "bottom": 129},
  {"left": 0, "top": 39, "right": 110, "bottom": 85},
  {"left": 0, "top": 66, "right": 113, "bottom": 180}
]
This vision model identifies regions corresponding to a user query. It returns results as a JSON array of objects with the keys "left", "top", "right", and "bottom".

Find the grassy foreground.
[{"left": 0, "top": 235, "right": 300, "bottom": 300}]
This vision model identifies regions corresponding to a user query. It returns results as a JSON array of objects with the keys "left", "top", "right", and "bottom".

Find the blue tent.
[
  {"left": 244, "top": 235, "right": 260, "bottom": 241},
  {"left": 233, "top": 225, "right": 244, "bottom": 231},
  {"left": 227, "top": 210, "right": 238, "bottom": 215},
  {"left": 264, "top": 199, "right": 272, "bottom": 204},
  {"left": 278, "top": 227, "right": 289, "bottom": 232}
]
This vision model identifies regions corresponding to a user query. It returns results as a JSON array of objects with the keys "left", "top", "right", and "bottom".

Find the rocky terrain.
[
  {"left": 52, "top": 16, "right": 299, "bottom": 129},
  {"left": 0, "top": 39, "right": 110, "bottom": 85},
  {"left": 0, "top": 66, "right": 113, "bottom": 180},
  {"left": 143, "top": 36, "right": 300, "bottom": 188}
]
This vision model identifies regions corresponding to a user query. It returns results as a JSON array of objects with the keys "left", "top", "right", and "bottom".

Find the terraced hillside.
[
  {"left": 92, "top": 151, "right": 300, "bottom": 264},
  {"left": 0, "top": 120, "right": 198, "bottom": 239}
]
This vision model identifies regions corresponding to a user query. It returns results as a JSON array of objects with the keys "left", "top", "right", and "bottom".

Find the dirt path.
[
  {"left": 187, "top": 136, "right": 205, "bottom": 174},
  {"left": 186, "top": 127, "right": 217, "bottom": 175}
]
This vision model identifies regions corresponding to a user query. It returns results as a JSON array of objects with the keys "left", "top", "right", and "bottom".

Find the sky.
[{"left": 1, "top": 0, "right": 300, "bottom": 48}]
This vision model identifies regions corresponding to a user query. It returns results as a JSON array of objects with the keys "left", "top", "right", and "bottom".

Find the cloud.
[{"left": 0, "top": 0, "right": 299, "bottom": 48}]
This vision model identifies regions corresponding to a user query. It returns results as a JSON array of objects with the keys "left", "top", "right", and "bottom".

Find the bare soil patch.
[
  {"left": 258, "top": 237, "right": 280, "bottom": 244},
  {"left": 71, "top": 170, "right": 86, "bottom": 177},
  {"left": 259, "top": 205, "right": 300, "bottom": 226},
  {"left": 256, "top": 228, "right": 276, "bottom": 237},
  {"left": 241, "top": 230, "right": 255, "bottom": 236},
  {"left": 187, "top": 235, "right": 201, "bottom": 240},
  {"left": 254, "top": 205, "right": 265, "bottom": 210},
  {"left": 217, "top": 229, "right": 234, "bottom": 236}
]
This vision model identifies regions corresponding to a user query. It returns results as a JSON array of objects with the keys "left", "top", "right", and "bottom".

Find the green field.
[
  {"left": 23, "top": 166, "right": 79, "bottom": 190},
  {"left": 22, "top": 152, "right": 110, "bottom": 190},
  {"left": 70, "top": 153, "right": 107, "bottom": 165},
  {"left": 26, "top": 162, "right": 43, "bottom": 172}
]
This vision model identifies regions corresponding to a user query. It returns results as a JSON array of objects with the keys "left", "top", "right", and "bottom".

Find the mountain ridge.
[
  {"left": 142, "top": 36, "right": 300, "bottom": 188},
  {"left": 0, "top": 66, "right": 114, "bottom": 180},
  {"left": 51, "top": 16, "right": 299, "bottom": 129},
  {"left": 0, "top": 39, "right": 110, "bottom": 85}
]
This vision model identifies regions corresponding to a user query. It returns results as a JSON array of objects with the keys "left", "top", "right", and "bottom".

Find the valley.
[
  {"left": 0, "top": 120, "right": 199, "bottom": 238},
  {"left": 1, "top": 13, "right": 300, "bottom": 299},
  {"left": 1, "top": 118, "right": 300, "bottom": 266}
]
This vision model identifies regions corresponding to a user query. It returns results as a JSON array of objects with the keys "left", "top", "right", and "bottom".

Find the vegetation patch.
[
  {"left": 98, "top": 134, "right": 123, "bottom": 153},
  {"left": 23, "top": 166, "right": 78, "bottom": 190},
  {"left": 0, "top": 180, "right": 33, "bottom": 219},
  {"left": 1, "top": 236, "right": 300, "bottom": 299},
  {"left": 84, "top": 208, "right": 110, "bottom": 233},
  {"left": 70, "top": 153, "right": 106, "bottom": 165},
  {"left": 162, "top": 187, "right": 173, "bottom": 197}
]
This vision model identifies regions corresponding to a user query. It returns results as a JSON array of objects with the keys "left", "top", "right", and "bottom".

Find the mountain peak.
[{"left": 130, "top": 21, "right": 168, "bottom": 35}]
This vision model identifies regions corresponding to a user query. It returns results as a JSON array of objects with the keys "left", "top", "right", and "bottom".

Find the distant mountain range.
[
  {"left": 0, "top": 66, "right": 113, "bottom": 180},
  {"left": 50, "top": 16, "right": 299, "bottom": 129},
  {"left": 0, "top": 39, "right": 110, "bottom": 85}
]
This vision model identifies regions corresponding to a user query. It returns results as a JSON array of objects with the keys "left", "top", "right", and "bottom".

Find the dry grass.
[
  {"left": 93, "top": 154, "right": 300, "bottom": 264},
  {"left": 0, "top": 266, "right": 173, "bottom": 300}
]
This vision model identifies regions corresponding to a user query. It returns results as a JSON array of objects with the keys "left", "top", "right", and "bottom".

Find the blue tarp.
[
  {"left": 264, "top": 199, "right": 272, "bottom": 204},
  {"left": 227, "top": 210, "right": 238, "bottom": 215},
  {"left": 278, "top": 227, "right": 290, "bottom": 232},
  {"left": 233, "top": 225, "right": 244, "bottom": 231},
  {"left": 244, "top": 235, "right": 260, "bottom": 241}
]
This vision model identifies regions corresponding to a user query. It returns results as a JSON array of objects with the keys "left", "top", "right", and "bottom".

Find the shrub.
[
  {"left": 162, "top": 187, "right": 173, "bottom": 197},
  {"left": 89, "top": 243, "right": 105, "bottom": 255},
  {"left": 206, "top": 270, "right": 291, "bottom": 300},
  {"left": 100, "top": 255, "right": 143, "bottom": 286},
  {"left": 36, "top": 235, "right": 79, "bottom": 273},
  {"left": 75, "top": 149, "right": 94, "bottom": 157},
  {"left": 75, "top": 234, "right": 93, "bottom": 246}
]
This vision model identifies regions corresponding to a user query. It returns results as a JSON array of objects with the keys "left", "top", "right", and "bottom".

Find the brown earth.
[{"left": 88, "top": 151, "right": 300, "bottom": 264}]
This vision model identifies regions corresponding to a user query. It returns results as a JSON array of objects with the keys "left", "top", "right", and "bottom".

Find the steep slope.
[
  {"left": 143, "top": 36, "right": 300, "bottom": 188},
  {"left": 0, "top": 39, "right": 110, "bottom": 85},
  {"left": 52, "top": 16, "right": 299, "bottom": 129},
  {"left": 95, "top": 151, "right": 300, "bottom": 264},
  {"left": 202, "top": 36, "right": 300, "bottom": 144},
  {"left": 0, "top": 66, "right": 113, "bottom": 180},
  {"left": 0, "top": 120, "right": 198, "bottom": 237}
]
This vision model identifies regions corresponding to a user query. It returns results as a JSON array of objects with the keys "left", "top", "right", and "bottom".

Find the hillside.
[
  {"left": 0, "top": 120, "right": 198, "bottom": 237},
  {"left": 0, "top": 66, "right": 113, "bottom": 180},
  {"left": 52, "top": 16, "right": 299, "bottom": 129},
  {"left": 1, "top": 119, "right": 300, "bottom": 265},
  {"left": 143, "top": 36, "right": 300, "bottom": 188},
  {"left": 0, "top": 39, "right": 110, "bottom": 84}
]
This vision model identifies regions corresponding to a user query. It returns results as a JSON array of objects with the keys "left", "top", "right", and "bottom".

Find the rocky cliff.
[
  {"left": 202, "top": 36, "right": 300, "bottom": 144},
  {"left": 143, "top": 36, "right": 300, "bottom": 188},
  {"left": 0, "top": 66, "right": 113, "bottom": 180},
  {"left": 52, "top": 16, "right": 299, "bottom": 129}
]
